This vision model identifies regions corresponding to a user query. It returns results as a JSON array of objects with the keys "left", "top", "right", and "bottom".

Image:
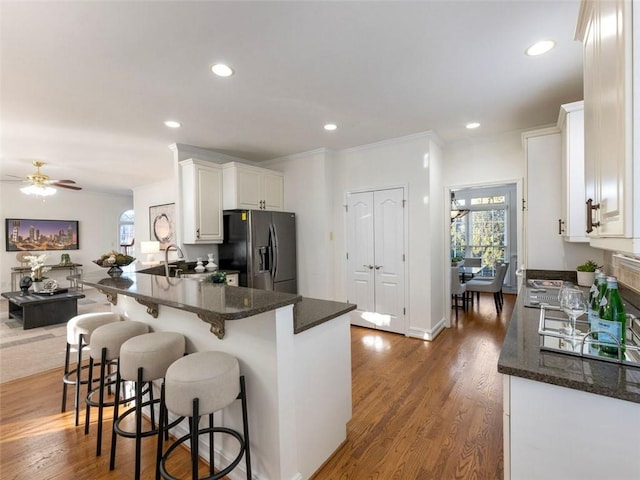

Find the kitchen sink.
[{"left": 177, "top": 272, "right": 212, "bottom": 281}]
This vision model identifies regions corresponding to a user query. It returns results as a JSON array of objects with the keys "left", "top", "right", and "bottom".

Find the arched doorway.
[{"left": 119, "top": 209, "right": 135, "bottom": 255}]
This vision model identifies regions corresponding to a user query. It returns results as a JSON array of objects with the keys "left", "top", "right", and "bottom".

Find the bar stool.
[
  {"left": 109, "top": 332, "right": 186, "bottom": 480},
  {"left": 158, "top": 351, "right": 252, "bottom": 480},
  {"left": 61, "top": 312, "right": 121, "bottom": 426},
  {"left": 85, "top": 320, "right": 150, "bottom": 456}
]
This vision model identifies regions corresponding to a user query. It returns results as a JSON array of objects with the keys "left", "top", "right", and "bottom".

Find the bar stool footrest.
[{"left": 159, "top": 427, "right": 247, "bottom": 480}]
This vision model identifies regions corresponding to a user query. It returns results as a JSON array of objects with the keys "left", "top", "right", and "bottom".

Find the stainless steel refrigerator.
[{"left": 218, "top": 210, "right": 298, "bottom": 294}]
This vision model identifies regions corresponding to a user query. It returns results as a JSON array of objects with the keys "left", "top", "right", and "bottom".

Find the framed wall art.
[
  {"left": 149, "top": 203, "right": 175, "bottom": 250},
  {"left": 5, "top": 218, "right": 80, "bottom": 251}
]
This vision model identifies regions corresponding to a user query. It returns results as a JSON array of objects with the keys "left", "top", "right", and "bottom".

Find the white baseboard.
[{"left": 406, "top": 316, "right": 446, "bottom": 341}]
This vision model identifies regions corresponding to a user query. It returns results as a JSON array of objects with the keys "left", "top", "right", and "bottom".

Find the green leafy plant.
[
  {"left": 209, "top": 271, "right": 227, "bottom": 284},
  {"left": 451, "top": 255, "right": 463, "bottom": 263},
  {"left": 576, "top": 260, "right": 601, "bottom": 272}
]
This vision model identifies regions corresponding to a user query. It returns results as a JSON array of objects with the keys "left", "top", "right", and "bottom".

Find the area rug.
[{"left": 0, "top": 288, "right": 111, "bottom": 383}]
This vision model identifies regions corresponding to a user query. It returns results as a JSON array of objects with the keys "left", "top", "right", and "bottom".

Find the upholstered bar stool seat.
[
  {"left": 62, "top": 312, "right": 121, "bottom": 426},
  {"left": 85, "top": 320, "right": 149, "bottom": 456},
  {"left": 159, "top": 351, "right": 252, "bottom": 480},
  {"left": 110, "top": 332, "right": 186, "bottom": 480}
]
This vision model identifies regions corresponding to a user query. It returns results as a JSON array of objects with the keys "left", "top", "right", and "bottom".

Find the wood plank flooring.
[
  {"left": 0, "top": 293, "right": 512, "bottom": 479},
  {"left": 312, "top": 294, "right": 512, "bottom": 480}
]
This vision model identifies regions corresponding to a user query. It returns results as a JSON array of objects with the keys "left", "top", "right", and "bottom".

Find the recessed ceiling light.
[
  {"left": 211, "top": 63, "right": 234, "bottom": 77},
  {"left": 324, "top": 124, "right": 337, "bottom": 131},
  {"left": 525, "top": 40, "right": 556, "bottom": 56},
  {"left": 466, "top": 122, "right": 480, "bottom": 129},
  {"left": 164, "top": 120, "right": 181, "bottom": 128}
]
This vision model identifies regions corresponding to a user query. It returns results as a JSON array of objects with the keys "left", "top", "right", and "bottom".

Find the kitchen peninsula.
[
  {"left": 498, "top": 274, "right": 640, "bottom": 479},
  {"left": 79, "top": 270, "right": 356, "bottom": 480}
]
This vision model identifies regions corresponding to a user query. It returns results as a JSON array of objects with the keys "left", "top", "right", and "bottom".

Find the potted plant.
[
  {"left": 451, "top": 255, "right": 464, "bottom": 267},
  {"left": 576, "top": 260, "right": 601, "bottom": 287},
  {"left": 24, "top": 253, "right": 51, "bottom": 292}
]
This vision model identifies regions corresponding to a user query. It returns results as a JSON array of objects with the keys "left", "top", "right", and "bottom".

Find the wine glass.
[
  {"left": 557, "top": 281, "right": 574, "bottom": 306},
  {"left": 560, "top": 288, "right": 587, "bottom": 339}
]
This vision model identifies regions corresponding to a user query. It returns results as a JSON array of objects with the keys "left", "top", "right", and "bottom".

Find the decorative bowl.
[{"left": 93, "top": 252, "right": 136, "bottom": 275}]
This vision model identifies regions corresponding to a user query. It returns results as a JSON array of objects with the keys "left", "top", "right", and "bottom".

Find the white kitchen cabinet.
[
  {"left": 503, "top": 375, "right": 640, "bottom": 480},
  {"left": 222, "top": 162, "right": 284, "bottom": 211},
  {"left": 558, "top": 101, "right": 589, "bottom": 242},
  {"left": 576, "top": 0, "right": 640, "bottom": 254},
  {"left": 523, "top": 128, "right": 564, "bottom": 269},
  {"left": 179, "top": 159, "right": 223, "bottom": 244}
]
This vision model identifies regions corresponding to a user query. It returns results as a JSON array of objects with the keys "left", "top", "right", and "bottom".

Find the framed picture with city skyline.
[{"left": 5, "top": 218, "right": 80, "bottom": 251}]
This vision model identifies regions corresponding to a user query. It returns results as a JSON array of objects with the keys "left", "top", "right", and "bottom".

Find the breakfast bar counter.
[{"left": 78, "top": 270, "right": 355, "bottom": 480}]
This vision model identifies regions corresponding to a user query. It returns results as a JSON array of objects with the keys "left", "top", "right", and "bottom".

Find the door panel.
[
  {"left": 347, "top": 192, "right": 375, "bottom": 328},
  {"left": 374, "top": 189, "right": 405, "bottom": 334},
  {"left": 347, "top": 188, "right": 405, "bottom": 334}
]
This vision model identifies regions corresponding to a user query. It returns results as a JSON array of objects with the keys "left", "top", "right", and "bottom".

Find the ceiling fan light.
[{"left": 20, "top": 184, "right": 57, "bottom": 196}]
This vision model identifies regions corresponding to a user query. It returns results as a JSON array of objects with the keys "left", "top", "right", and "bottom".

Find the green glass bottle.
[
  {"left": 597, "top": 276, "right": 626, "bottom": 358},
  {"left": 588, "top": 271, "right": 606, "bottom": 351}
]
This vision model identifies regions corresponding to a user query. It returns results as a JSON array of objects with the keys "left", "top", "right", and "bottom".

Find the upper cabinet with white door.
[
  {"left": 557, "top": 101, "right": 588, "bottom": 242},
  {"left": 576, "top": 0, "right": 640, "bottom": 254},
  {"left": 179, "top": 158, "right": 223, "bottom": 244},
  {"left": 523, "top": 127, "right": 564, "bottom": 269},
  {"left": 222, "top": 162, "right": 284, "bottom": 211}
]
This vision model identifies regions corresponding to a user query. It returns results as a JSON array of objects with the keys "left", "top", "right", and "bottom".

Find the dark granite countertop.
[
  {"left": 79, "top": 270, "right": 355, "bottom": 335},
  {"left": 498, "top": 283, "right": 640, "bottom": 404},
  {"left": 293, "top": 297, "right": 357, "bottom": 334}
]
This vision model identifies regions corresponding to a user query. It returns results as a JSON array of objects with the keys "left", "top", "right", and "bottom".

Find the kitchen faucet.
[{"left": 164, "top": 244, "right": 185, "bottom": 277}]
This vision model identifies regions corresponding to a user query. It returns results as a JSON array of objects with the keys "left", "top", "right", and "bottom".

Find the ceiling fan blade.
[
  {"left": 53, "top": 183, "right": 82, "bottom": 190},
  {"left": 5, "top": 174, "right": 26, "bottom": 180},
  {"left": 48, "top": 179, "right": 76, "bottom": 184}
]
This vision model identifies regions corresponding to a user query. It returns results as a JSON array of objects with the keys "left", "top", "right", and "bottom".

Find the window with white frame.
[{"left": 451, "top": 184, "right": 517, "bottom": 282}]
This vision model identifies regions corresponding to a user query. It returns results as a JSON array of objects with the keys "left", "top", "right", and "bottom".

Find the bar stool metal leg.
[{"left": 61, "top": 341, "right": 72, "bottom": 414}]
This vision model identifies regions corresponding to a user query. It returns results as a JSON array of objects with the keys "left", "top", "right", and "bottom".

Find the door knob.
[
  {"left": 363, "top": 264, "right": 374, "bottom": 270},
  {"left": 375, "top": 265, "right": 383, "bottom": 270}
]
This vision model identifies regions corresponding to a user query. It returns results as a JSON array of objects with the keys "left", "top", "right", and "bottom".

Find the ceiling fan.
[{"left": 2, "top": 161, "right": 82, "bottom": 196}]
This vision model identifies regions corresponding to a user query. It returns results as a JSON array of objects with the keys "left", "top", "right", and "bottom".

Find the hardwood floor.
[
  {"left": 0, "top": 293, "right": 513, "bottom": 479},
  {"left": 312, "top": 293, "right": 513, "bottom": 480}
]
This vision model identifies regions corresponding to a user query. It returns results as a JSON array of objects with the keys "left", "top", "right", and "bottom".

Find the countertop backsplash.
[{"left": 604, "top": 252, "right": 640, "bottom": 312}]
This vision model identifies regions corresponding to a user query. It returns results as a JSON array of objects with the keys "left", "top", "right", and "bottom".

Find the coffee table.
[{"left": 1, "top": 291, "right": 86, "bottom": 329}]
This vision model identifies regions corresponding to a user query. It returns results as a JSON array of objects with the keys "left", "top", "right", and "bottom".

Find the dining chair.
[
  {"left": 466, "top": 262, "right": 509, "bottom": 314},
  {"left": 451, "top": 266, "right": 467, "bottom": 320}
]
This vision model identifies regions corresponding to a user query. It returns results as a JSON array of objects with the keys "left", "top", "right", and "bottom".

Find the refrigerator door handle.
[{"left": 270, "top": 223, "right": 279, "bottom": 281}]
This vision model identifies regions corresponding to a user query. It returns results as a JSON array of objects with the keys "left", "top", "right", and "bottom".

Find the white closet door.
[
  {"left": 347, "top": 192, "right": 375, "bottom": 328},
  {"left": 347, "top": 188, "right": 405, "bottom": 334},
  {"left": 373, "top": 188, "right": 405, "bottom": 334}
]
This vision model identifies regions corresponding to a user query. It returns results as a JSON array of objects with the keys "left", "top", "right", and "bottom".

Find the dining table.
[{"left": 458, "top": 265, "right": 485, "bottom": 282}]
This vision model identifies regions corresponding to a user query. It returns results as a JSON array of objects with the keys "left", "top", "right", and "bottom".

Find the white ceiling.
[{"left": 1, "top": 0, "right": 584, "bottom": 195}]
